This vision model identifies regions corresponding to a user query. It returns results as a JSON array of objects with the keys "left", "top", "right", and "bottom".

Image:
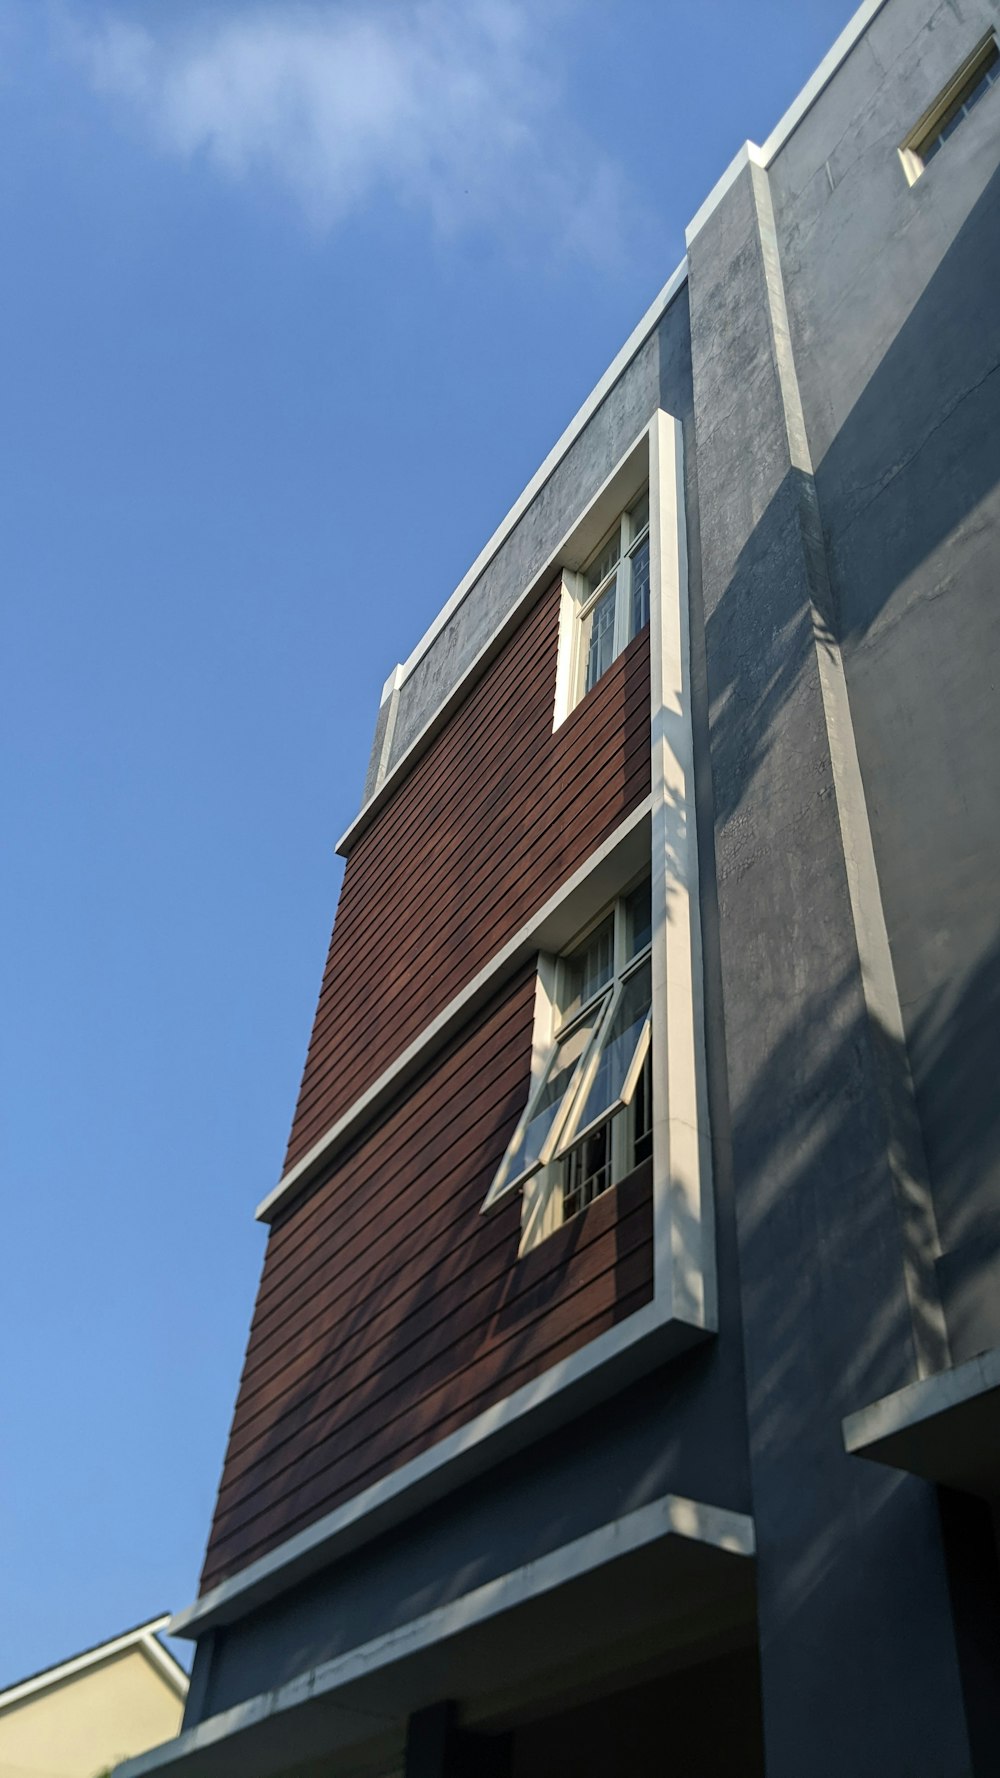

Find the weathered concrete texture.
[
  {"left": 361, "top": 676, "right": 399, "bottom": 805},
  {"left": 769, "top": 0, "right": 1000, "bottom": 1343},
  {"left": 688, "top": 143, "right": 975, "bottom": 1775},
  {"left": 383, "top": 302, "right": 693, "bottom": 772}
]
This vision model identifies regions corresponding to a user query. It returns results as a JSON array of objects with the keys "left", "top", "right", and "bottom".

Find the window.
[
  {"left": 900, "top": 33, "right": 999, "bottom": 182},
  {"left": 576, "top": 491, "right": 650, "bottom": 700},
  {"left": 482, "top": 877, "right": 653, "bottom": 1246}
]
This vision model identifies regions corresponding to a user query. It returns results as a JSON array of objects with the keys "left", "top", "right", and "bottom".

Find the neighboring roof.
[{"left": 0, "top": 1615, "right": 189, "bottom": 1712}]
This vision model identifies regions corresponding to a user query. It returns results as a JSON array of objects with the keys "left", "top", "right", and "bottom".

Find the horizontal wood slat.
[
  {"left": 200, "top": 589, "right": 654, "bottom": 1594},
  {"left": 282, "top": 587, "right": 650, "bottom": 1172},
  {"left": 221, "top": 1190, "right": 653, "bottom": 1483},
  {"left": 204, "top": 1280, "right": 652, "bottom": 1585},
  {"left": 200, "top": 958, "right": 653, "bottom": 1590}
]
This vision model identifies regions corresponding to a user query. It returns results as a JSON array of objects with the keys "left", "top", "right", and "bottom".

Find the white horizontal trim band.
[
  {"left": 394, "top": 259, "right": 688, "bottom": 692},
  {"left": 259, "top": 797, "right": 653, "bottom": 1222},
  {"left": 170, "top": 1297, "right": 707, "bottom": 1641},
  {"left": 341, "top": 0, "right": 892, "bottom": 848},
  {"left": 134, "top": 1496, "right": 753, "bottom": 1774},
  {"left": 758, "top": 0, "right": 893, "bottom": 166}
]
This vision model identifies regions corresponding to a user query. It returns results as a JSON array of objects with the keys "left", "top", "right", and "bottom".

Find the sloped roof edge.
[{"left": 0, "top": 1616, "right": 189, "bottom": 1712}]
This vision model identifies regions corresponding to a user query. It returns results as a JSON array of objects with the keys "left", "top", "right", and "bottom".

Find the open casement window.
[
  {"left": 482, "top": 878, "right": 653, "bottom": 1244},
  {"left": 577, "top": 492, "right": 650, "bottom": 700}
]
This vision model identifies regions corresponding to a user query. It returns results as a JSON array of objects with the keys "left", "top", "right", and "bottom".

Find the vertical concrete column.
[{"left": 686, "top": 150, "right": 974, "bottom": 1776}]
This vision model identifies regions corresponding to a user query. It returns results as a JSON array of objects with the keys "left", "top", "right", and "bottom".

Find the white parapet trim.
[
  {"left": 685, "top": 142, "right": 767, "bottom": 246},
  {"left": 758, "top": 0, "right": 894, "bottom": 165},
  {"left": 685, "top": 0, "right": 895, "bottom": 246},
  {"left": 344, "top": 0, "right": 897, "bottom": 848},
  {"left": 391, "top": 258, "right": 689, "bottom": 693},
  {"left": 337, "top": 418, "right": 653, "bottom": 855},
  {"left": 170, "top": 1296, "right": 706, "bottom": 1641}
]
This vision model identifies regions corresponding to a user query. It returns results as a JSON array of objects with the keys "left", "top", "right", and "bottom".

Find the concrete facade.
[{"left": 119, "top": 1, "right": 1000, "bottom": 1773}]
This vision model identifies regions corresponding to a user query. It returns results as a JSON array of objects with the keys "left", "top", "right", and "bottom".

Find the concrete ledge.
[
  {"left": 843, "top": 1346, "right": 1000, "bottom": 1495},
  {"left": 170, "top": 1300, "right": 709, "bottom": 1642},
  {"left": 119, "top": 1496, "right": 755, "bottom": 1778}
]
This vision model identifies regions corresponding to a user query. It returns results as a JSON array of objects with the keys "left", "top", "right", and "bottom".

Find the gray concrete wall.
[
  {"left": 366, "top": 288, "right": 695, "bottom": 785},
  {"left": 768, "top": 0, "right": 1000, "bottom": 1359},
  {"left": 686, "top": 124, "right": 978, "bottom": 1772}
]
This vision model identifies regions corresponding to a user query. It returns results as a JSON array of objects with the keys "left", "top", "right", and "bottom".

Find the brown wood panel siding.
[
  {"left": 200, "top": 964, "right": 654, "bottom": 1591},
  {"left": 282, "top": 584, "right": 651, "bottom": 1174}
]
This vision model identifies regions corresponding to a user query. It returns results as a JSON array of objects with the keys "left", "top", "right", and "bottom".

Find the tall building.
[{"left": 120, "top": 0, "right": 1000, "bottom": 1772}]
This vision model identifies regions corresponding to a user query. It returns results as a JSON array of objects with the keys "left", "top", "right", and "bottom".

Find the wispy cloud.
[{"left": 71, "top": 0, "right": 630, "bottom": 257}]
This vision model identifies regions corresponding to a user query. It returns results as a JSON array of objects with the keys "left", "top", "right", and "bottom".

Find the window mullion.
[
  {"left": 614, "top": 518, "right": 631, "bottom": 659},
  {"left": 549, "top": 983, "right": 620, "bottom": 1160}
]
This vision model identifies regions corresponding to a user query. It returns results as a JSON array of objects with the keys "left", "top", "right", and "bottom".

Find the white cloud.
[{"left": 73, "top": 0, "right": 630, "bottom": 256}]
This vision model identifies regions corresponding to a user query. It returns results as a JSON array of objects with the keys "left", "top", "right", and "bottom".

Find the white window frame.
[
  {"left": 899, "top": 30, "right": 1000, "bottom": 184},
  {"left": 570, "top": 493, "right": 651, "bottom": 709},
  {"left": 552, "top": 472, "right": 652, "bottom": 732},
  {"left": 481, "top": 882, "right": 654, "bottom": 1250}
]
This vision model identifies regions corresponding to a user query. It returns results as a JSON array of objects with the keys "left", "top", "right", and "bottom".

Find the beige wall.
[{"left": 0, "top": 1645, "right": 184, "bottom": 1778}]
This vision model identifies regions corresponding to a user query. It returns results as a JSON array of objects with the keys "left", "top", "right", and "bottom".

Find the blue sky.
[{"left": 1, "top": 0, "right": 853, "bottom": 1685}]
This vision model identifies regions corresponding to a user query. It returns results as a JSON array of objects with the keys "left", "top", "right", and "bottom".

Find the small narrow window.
[
  {"left": 900, "top": 33, "right": 999, "bottom": 182},
  {"left": 574, "top": 490, "right": 650, "bottom": 702}
]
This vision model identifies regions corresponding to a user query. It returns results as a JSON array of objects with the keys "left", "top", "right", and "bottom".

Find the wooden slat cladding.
[
  {"left": 200, "top": 966, "right": 654, "bottom": 1591},
  {"left": 282, "top": 583, "right": 651, "bottom": 1175}
]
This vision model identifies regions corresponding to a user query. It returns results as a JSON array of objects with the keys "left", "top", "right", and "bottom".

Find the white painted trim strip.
[
  {"left": 758, "top": 0, "right": 893, "bottom": 166},
  {"left": 180, "top": 406, "right": 716, "bottom": 1643},
  {"left": 648, "top": 412, "right": 715, "bottom": 1331},
  {"left": 0, "top": 1617, "right": 186, "bottom": 1712},
  {"left": 127, "top": 1497, "right": 754, "bottom": 1777},
  {"left": 140, "top": 1633, "right": 191, "bottom": 1701},
  {"left": 171, "top": 1295, "right": 706, "bottom": 1639},
  {"left": 685, "top": 0, "right": 894, "bottom": 246},
  {"left": 259, "top": 796, "right": 653, "bottom": 1222},
  {"left": 393, "top": 259, "right": 688, "bottom": 692},
  {"left": 338, "top": 424, "right": 651, "bottom": 856},
  {"left": 352, "top": 0, "right": 893, "bottom": 842},
  {"left": 843, "top": 1346, "right": 1000, "bottom": 1456},
  {"left": 685, "top": 142, "right": 765, "bottom": 245}
]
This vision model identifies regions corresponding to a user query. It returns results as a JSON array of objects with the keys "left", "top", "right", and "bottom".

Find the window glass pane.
[
  {"left": 562, "top": 1122, "right": 612, "bottom": 1220},
  {"left": 567, "top": 960, "right": 652, "bottom": 1142},
  {"left": 624, "top": 878, "right": 652, "bottom": 959},
  {"left": 563, "top": 915, "right": 614, "bottom": 1019},
  {"left": 584, "top": 584, "right": 617, "bottom": 692},
  {"left": 629, "top": 534, "right": 650, "bottom": 637},
  {"left": 586, "top": 531, "right": 620, "bottom": 597},
  {"left": 628, "top": 491, "right": 649, "bottom": 539},
  {"left": 505, "top": 1015, "right": 598, "bottom": 1183},
  {"left": 920, "top": 40, "right": 999, "bottom": 161},
  {"left": 631, "top": 1046, "right": 653, "bottom": 1166}
]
